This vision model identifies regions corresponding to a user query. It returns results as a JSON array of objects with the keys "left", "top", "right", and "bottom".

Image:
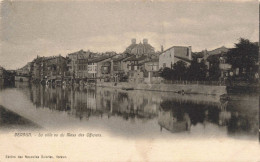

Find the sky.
[{"left": 0, "top": 0, "right": 258, "bottom": 69}]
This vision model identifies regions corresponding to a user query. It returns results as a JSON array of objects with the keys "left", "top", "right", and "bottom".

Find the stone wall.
[
  {"left": 15, "top": 76, "right": 30, "bottom": 82},
  {"left": 96, "top": 82, "right": 227, "bottom": 95}
]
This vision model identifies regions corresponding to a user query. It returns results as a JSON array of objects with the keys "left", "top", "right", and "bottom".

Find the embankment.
[{"left": 96, "top": 82, "right": 227, "bottom": 95}]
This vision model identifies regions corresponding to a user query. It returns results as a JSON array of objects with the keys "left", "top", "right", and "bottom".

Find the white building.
[{"left": 159, "top": 46, "right": 192, "bottom": 69}]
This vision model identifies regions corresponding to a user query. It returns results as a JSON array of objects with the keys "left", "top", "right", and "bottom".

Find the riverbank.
[
  {"left": 0, "top": 105, "right": 40, "bottom": 130},
  {"left": 96, "top": 82, "right": 227, "bottom": 95}
]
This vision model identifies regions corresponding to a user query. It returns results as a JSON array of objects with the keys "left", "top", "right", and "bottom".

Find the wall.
[
  {"left": 144, "top": 77, "right": 162, "bottom": 84},
  {"left": 15, "top": 76, "right": 30, "bottom": 82},
  {"left": 159, "top": 48, "right": 174, "bottom": 69},
  {"left": 96, "top": 82, "right": 227, "bottom": 95},
  {"left": 174, "top": 46, "right": 192, "bottom": 60}
]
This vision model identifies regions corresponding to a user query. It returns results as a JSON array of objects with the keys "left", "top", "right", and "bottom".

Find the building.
[
  {"left": 123, "top": 55, "right": 149, "bottom": 72},
  {"left": 143, "top": 59, "right": 161, "bottom": 83},
  {"left": 15, "top": 62, "right": 32, "bottom": 82},
  {"left": 87, "top": 55, "right": 115, "bottom": 82},
  {"left": 67, "top": 50, "right": 97, "bottom": 79},
  {"left": 207, "top": 46, "right": 229, "bottom": 55},
  {"left": 16, "top": 62, "right": 32, "bottom": 76},
  {"left": 124, "top": 39, "right": 155, "bottom": 57},
  {"left": 159, "top": 46, "right": 192, "bottom": 69},
  {"left": 124, "top": 55, "right": 149, "bottom": 83},
  {"left": 144, "top": 58, "right": 159, "bottom": 72},
  {"left": 0, "top": 66, "right": 5, "bottom": 79},
  {"left": 75, "top": 59, "right": 89, "bottom": 79},
  {"left": 44, "top": 55, "right": 67, "bottom": 83},
  {"left": 206, "top": 46, "right": 232, "bottom": 79},
  {"left": 31, "top": 55, "right": 67, "bottom": 83},
  {"left": 111, "top": 54, "right": 133, "bottom": 82},
  {"left": 31, "top": 56, "right": 44, "bottom": 82}
]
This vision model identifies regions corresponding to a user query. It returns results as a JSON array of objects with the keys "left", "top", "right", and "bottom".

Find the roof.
[
  {"left": 208, "top": 46, "right": 229, "bottom": 55},
  {"left": 124, "top": 42, "right": 155, "bottom": 55},
  {"left": 68, "top": 50, "right": 87, "bottom": 55},
  {"left": 123, "top": 55, "right": 135, "bottom": 61},
  {"left": 160, "top": 46, "right": 191, "bottom": 55},
  {"left": 124, "top": 55, "right": 147, "bottom": 62},
  {"left": 112, "top": 54, "right": 132, "bottom": 62},
  {"left": 43, "top": 55, "right": 66, "bottom": 61},
  {"left": 88, "top": 55, "right": 115, "bottom": 63},
  {"left": 142, "top": 58, "right": 159, "bottom": 64},
  {"left": 174, "top": 56, "right": 192, "bottom": 63}
]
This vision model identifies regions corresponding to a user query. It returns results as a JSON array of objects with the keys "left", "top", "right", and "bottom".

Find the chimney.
[
  {"left": 131, "top": 38, "right": 136, "bottom": 44},
  {"left": 161, "top": 45, "right": 164, "bottom": 52},
  {"left": 143, "top": 39, "right": 148, "bottom": 44}
]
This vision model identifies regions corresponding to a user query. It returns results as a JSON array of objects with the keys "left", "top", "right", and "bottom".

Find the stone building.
[
  {"left": 143, "top": 59, "right": 161, "bottom": 83},
  {"left": 31, "top": 56, "right": 44, "bottom": 82},
  {"left": 206, "top": 46, "right": 232, "bottom": 79},
  {"left": 87, "top": 55, "right": 115, "bottom": 82},
  {"left": 159, "top": 46, "right": 192, "bottom": 69},
  {"left": 67, "top": 50, "right": 97, "bottom": 79},
  {"left": 124, "top": 55, "right": 149, "bottom": 83},
  {"left": 31, "top": 55, "right": 67, "bottom": 83},
  {"left": 111, "top": 54, "right": 133, "bottom": 82},
  {"left": 44, "top": 55, "right": 67, "bottom": 83}
]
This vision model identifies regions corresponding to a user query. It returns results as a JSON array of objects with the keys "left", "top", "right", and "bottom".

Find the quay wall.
[
  {"left": 96, "top": 82, "right": 227, "bottom": 95},
  {"left": 15, "top": 76, "right": 29, "bottom": 82}
]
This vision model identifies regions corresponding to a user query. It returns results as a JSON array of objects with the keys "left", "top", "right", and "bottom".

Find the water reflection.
[{"left": 1, "top": 82, "right": 258, "bottom": 138}]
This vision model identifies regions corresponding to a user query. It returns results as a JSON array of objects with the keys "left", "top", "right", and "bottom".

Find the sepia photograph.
[{"left": 0, "top": 0, "right": 259, "bottom": 161}]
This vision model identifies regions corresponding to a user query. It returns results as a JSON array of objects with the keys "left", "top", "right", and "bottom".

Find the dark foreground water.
[{"left": 0, "top": 82, "right": 258, "bottom": 140}]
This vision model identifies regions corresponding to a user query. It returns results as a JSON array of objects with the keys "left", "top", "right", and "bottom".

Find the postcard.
[{"left": 0, "top": 0, "right": 259, "bottom": 161}]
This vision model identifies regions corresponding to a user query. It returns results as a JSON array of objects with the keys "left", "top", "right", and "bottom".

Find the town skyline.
[{"left": 1, "top": 0, "right": 258, "bottom": 69}]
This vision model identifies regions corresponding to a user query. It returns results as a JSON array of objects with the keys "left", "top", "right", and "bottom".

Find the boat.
[{"left": 122, "top": 87, "right": 134, "bottom": 91}]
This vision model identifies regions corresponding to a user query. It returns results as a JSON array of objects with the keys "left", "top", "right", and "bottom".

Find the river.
[{"left": 0, "top": 82, "right": 258, "bottom": 140}]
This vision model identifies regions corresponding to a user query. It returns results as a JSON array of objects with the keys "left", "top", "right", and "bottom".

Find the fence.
[{"left": 161, "top": 80, "right": 226, "bottom": 86}]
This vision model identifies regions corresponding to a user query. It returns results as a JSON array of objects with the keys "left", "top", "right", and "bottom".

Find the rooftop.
[
  {"left": 88, "top": 55, "right": 115, "bottom": 63},
  {"left": 207, "top": 46, "right": 229, "bottom": 55}
]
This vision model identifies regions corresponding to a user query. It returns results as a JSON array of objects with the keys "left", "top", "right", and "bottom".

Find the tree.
[
  {"left": 208, "top": 55, "right": 221, "bottom": 81},
  {"left": 172, "top": 61, "right": 188, "bottom": 81},
  {"left": 187, "top": 58, "right": 208, "bottom": 81},
  {"left": 226, "top": 38, "right": 258, "bottom": 78},
  {"left": 159, "top": 67, "right": 174, "bottom": 80}
]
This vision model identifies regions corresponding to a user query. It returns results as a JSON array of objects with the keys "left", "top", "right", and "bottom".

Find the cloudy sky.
[{"left": 0, "top": 0, "right": 258, "bottom": 69}]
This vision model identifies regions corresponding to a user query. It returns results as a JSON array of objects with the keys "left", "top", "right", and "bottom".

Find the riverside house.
[
  {"left": 159, "top": 46, "right": 192, "bottom": 69},
  {"left": 143, "top": 58, "right": 161, "bottom": 83},
  {"left": 43, "top": 55, "right": 67, "bottom": 84},
  {"left": 124, "top": 55, "right": 149, "bottom": 83},
  {"left": 30, "top": 55, "right": 67, "bottom": 84},
  {"left": 67, "top": 50, "right": 97, "bottom": 79},
  {"left": 206, "top": 46, "right": 232, "bottom": 79},
  {"left": 111, "top": 54, "right": 133, "bottom": 82},
  {"left": 87, "top": 55, "right": 116, "bottom": 82},
  {"left": 31, "top": 56, "right": 44, "bottom": 82}
]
